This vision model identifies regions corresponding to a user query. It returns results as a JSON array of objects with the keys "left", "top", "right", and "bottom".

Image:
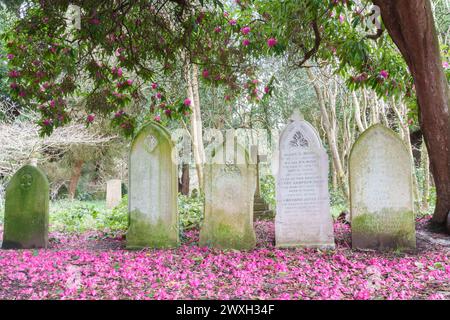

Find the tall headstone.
[
  {"left": 200, "top": 141, "right": 257, "bottom": 250},
  {"left": 2, "top": 165, "right": 49, "bottom": 249},
  {"left": 275, "top": 111, "right": 335, "bottom": 249},
  {"left": 127, "top": 121, "right": 179, "bottom": 249},
  {"left": 106, "top": 179, "right": 122, "bottom": 209},
  {"left": 350, "top": 124, "right": 415, "bottom": 251}
]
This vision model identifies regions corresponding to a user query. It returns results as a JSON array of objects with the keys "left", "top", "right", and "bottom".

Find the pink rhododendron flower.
[
  {"left": 214, "top": 26, "right": 222, "bottom": 33},
  {"left": 184, "top": 98, "right": 191, "bottom": 106},
  {"left": 156, "top": 92, "right": 162, "bottom": 99},
  {"left": 202, "top": 69, "right": 209, "bottom": 78},
  {"left": 339, "top": 14, "right": 345, "bottom": 23},
  {"left": 6, "top": 53, "right": 14, "bottom": 60},
  {"left": 443, "top": 61, "right": 449, "bottom": 69},
  {"left": 241, "top": 26, "right": 251, "bottom": 35},
  {"left": 87, "top": 114, "right": 95, "bottom": 123},
  {"left": 379, "top": 70, "right": 389, "bottom": 79},
  {"left": 8, "top": 70, "right": 20, "bottom": 78},
  {"left": 151, "top": 82, "right": 158, "bottom": 89},
  {"left": 242, "top": 39, "right": 250, "bottom": 46},
  {"left": 267, "top": 38, "right": 278, "bottom": 47},
  {"left": 264, "top": 86, "right": 270, "bottom": 94},
  {"left": 154, "top": 115, "right": 161, "bottom": 122},
  {"left": 229, "top": 19, "right": 237, "bottom": 26}
]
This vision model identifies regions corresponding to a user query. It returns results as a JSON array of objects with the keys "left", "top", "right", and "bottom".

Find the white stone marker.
[
  {"left": 349, "top": 124, "right": 415, "bottom": 251},
  {"left": 275, "top": 111, "right": 335, "bottom": 249},
  {"left": 127, "top": 121, "right": 179, "bottom": 249},
  {"left": 199, "top": 141, "right": 257, "bottom": 250},
  {"left": 106, "top": 179, "right": 122, "bottom": 209}
]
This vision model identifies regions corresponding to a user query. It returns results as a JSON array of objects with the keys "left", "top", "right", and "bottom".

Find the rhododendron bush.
[
  {"left": 0, "top": 219, "right": 448, "bottom": 300},
  {"left": 3, "top": 0, "right": 432, "bottom": 136}
]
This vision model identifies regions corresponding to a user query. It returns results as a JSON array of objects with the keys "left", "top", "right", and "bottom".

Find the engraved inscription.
[
  {"left": 289, "top": 131, "right": 309, "bottom": 148},
  {"left": 20, "top": 173, "right": 33, "bottom": 190},
  {"left": 144, "top": 134, "right": 158, "bottom": 153}
]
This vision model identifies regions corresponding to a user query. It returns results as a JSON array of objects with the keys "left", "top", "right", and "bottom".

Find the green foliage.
[
  {"left": 330, "top": 188, "right": 348, "bottom": 219},
  {"left": 178, "top": 193, "right": 204, "bottom": 230},
  {"left": 46, "top": 194, "right": 204, "bottom": 234},
  {"left": 260, "top": 174, "right": 276, "bottom": 208},
  {"left": 50, "top": 199, "right": 127, "bottom": 232}
]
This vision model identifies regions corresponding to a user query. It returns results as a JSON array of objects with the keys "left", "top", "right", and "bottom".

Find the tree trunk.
[
  {"left": 185, "top": 63, "right": 205, "bottom": 191},
  {"left": 421, "top": 140, "right": 430, "bottom": 211},
  {"left": 68, "top": 159, "right": 84, "bottom": 200},
  {"left": 374, "top": 0, "right": 450, "bottom": 228},
  {"left": 307, "top": 68, "right": 349, "bottom": 199},
  {"left": 179, "top": 163, "right": 190, "bottom": 196}
]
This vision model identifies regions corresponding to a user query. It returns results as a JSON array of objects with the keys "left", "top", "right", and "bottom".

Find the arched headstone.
[
  {"left": 200, "top": 141, "right": 257, "bottom": 250},
  {"left": 2, "top": 165, "right": 49, "bottom": 249},
  {"left": 127, "top": 122, "right": 179, "bottom": 248},
  {"left": 349, "top": 124, "right": 415, "bottom": 251},
  {"left": 275, "top": 112, "right": 335, "bottom": 249}
]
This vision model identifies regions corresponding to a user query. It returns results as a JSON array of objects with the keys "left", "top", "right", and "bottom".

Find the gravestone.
[
  {"left": 275, "top": 111, "right": 335, "bottom": 249},
  {"left": 106, "top": 179, "right": 122, "bottom": 209},
  {"left": 127, "top": 121, "right": 179, "bottom": 249},
  {"left": 349, "top": 124, "right": 415, "bottom": 251},
  {"left": 2, "top": 164, "right": 49, "bottom": 249},
  {"left": 200, "top": 141, "right": 256, "bottom": 250}
]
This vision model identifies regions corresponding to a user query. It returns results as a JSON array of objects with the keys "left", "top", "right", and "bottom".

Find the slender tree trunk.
[
  {"left": 179, "top": 163, "right": 190, "bottom": 195},
  {"left": 68, "top": 159, "right": 83, "bottom": 200},
  {"left": 374, "top": 0, "right": 450, "bottom": 228},
  {"left": 352, "top": 91, "right": 366, "bottom": 133},
  {"left": 185, "top": 63, "right": 205, "bottom": 191},
  {"left": 421, "top": 141, "right": 430, "bottom": 211},
  {"left": 307, "top": 68, "right": 349, "bottom": 199}
]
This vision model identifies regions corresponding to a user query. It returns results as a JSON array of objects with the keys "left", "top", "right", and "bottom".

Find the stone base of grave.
[
  {"left": 126, "top": 215, "right": 179, "bottom": 249},
  {"left": 275, "top": 242, "right": 336, "bottom": 250},
  {"left": 253, "top": 195, "right": 274, "bottom": 220},
  {"left": 351, "top": 211, "right": 416, "bottom": 251},
  {"left": 199, "top": 219, "right": 256, "bottom": 250}
]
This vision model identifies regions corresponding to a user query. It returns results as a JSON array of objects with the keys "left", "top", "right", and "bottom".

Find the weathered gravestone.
[
  {"left": 127, "top": 121, "right": 179, "bottom": 249},
  {"left": 200, "top": 141, "right": 257, "bottom": 250},
  {"left": 349, "top": 124, "right": 416, "bottom": 251},
  {"left": 275, "top": 111, "right": 335, "bottom": 249},
  {"left": 106, "top": 179, "right": 122, "bottom": 209},
  {"left": 2, "top": 165, "right": 49, "bottom": 249}
]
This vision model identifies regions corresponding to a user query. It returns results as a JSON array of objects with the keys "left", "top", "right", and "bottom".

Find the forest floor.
[{"left": 0, "top": 216, "right": 448, "bottom": 300}]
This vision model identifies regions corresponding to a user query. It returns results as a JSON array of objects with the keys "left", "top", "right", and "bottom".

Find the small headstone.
[
  {"left": 200, "top": 141, "right": 257, "bottom": 250},
  {"left": 127, "top": 122, "right": 179, "bottom": 249},
  {"left": 275, "top": 115, "right": 335, "bottom": 249},
  {"left": 350, "top": 124, "right": 416, "bottom": 251},
  {"left": 2, "top": 165, "right": 49, "bottom": 249},
  {"left": 106, "top": 179, "right": 122, "bottom": 209}
]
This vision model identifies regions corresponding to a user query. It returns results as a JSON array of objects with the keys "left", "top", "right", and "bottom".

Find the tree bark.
[
  {"left": 68, "top": 159, "right": 84, "bottom": 200},
  {"left": 185, "top": 62, "right": 205, "bottom": 191},
  {"left": 373, "top": 0, "right": 450, "bottom": 227},
  {"left": 179, "top": 163, "right": 190, "bottom": 195}
]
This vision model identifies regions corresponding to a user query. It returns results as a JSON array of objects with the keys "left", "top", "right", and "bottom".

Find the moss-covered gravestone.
[
  {"left": 349, "top": 124, "right": 416, "bottom": 251},
  {"left": 127, "top": 121, "right": 179, "bottom": 249},
  {"left": 2, "top": 165, "right": 49, "bottom": 249},
  {"left": 200, "top": 141, "right": 257, "bottom": 250}
]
